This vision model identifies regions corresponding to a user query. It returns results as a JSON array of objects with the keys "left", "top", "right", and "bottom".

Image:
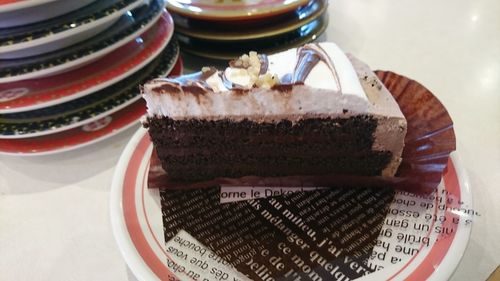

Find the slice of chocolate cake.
[{"left": 142, "top": 43, "right": 407, "bottom": 182}]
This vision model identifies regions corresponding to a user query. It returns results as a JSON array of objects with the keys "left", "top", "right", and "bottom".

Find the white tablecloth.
[{"left": 1, "top": 0, "right": 499, "bottom": 280}]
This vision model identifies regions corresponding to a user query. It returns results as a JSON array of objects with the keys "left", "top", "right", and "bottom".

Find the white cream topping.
[
  {"left": 266, "top": 44, "right": 367, "bottom": 100},
  {"left": 144, "top": 43, "right": 376, "bottom": 119},
  {"left": 142, "top": 84, "right": 371, "bottom": 121}
]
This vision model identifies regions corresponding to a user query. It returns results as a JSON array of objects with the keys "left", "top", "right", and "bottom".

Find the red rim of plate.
[
  {"left": 167, "top": 0, "right": 309, "bottom": 21},
  {"left": 0, "top": 0, "right": 46, "bottom": 9},
  {"left": 0, "top": 58, "right": 183, "bottom": 156},
  {"left": 0, "top": 0, "right": 55, "bottom": 8},
  {"left": 0, "top": 0, "right": 21, "bottom": 5},
  {"left": 0, "top": 11, "right": 174, "bottom": 114},
  {"left": 115, "top": 129, "right": 467, "bottom": 280}
]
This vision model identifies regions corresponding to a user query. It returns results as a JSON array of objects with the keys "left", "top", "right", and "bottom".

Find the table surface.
[{"left": 1, "top": 0, "right": 499, "bottom": 280}]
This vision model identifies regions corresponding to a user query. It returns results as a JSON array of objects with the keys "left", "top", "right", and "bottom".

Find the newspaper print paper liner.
[{"left": 147, "top": 71, "right": 456, "bottom": 194}]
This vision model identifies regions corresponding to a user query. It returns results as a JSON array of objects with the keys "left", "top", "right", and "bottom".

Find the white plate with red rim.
[
  {"left": 0, "top": 10, "right": 174, "bottom": 114},
  {"left": 0, "top": 58, "right": 183, "bottom": 156},
  {"left": 0, "top": 0, "right": 96, "bottom": 28},
  {"left": 0, "top": 0, "right": 146, "bottom": 59},
  {"left": 110, "top": 128, "right": 473, "bottom": 281}
]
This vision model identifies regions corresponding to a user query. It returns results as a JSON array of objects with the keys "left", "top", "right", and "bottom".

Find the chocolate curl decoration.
[
  {"left": 293, "top": 44, "right": 342, "bottom": 92},
  {"left": 148, "top": 71, "right": 456, "bottom": 194}
]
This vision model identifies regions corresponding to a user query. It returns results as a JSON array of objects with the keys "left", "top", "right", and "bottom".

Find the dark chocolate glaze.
[
  {"left": 271, "top": 83, "right": 294, "bottom": 92},
  {"left": 151, "top": 67, "right": 218, "bottom": 94},
  {"left": 151, "top": 83, "right": 181, "bottom": 94}
]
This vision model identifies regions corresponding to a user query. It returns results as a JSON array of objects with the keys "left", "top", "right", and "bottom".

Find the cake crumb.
[{"left": 255, "top": 73, "right": 278, "bottom": 88}]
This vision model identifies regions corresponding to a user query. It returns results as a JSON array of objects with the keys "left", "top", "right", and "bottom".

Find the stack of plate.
[
  {"left": 0, "top": 0, "right": 182, "bottom": 156},
  {"left": 168, "top": 0, "right": 328, "bottom": 60}
]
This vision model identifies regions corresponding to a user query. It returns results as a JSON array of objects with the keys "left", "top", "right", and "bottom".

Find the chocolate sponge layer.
[{"left": 145, "top": 116, "right": 392, "bottom": 182}]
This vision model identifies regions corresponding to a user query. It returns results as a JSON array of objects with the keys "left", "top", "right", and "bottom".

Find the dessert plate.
[
  {"left": 0, "top": 0, "right": 165, "bottom": 83},
  {"left": 166, "top": 0, "right": 309, "bottom": 21},
  {"left": 0, "top": 0, "right": 96, "bottom": 28},
  {"left": 110, "top": 129, "right": 471, "bottom": 281},
  {"left": 0, "top": 58, "right": 183, "bottom": 156},
  {"left": 0, "top": 0, "right": 145, "bottom": 59},
  {"left": 0, "top": 39, "right": 179, "bottom": 139},
  {"left": 0, "top": 9, "right": 173, "bottom": 114},
  {"left": 174, "top": 0, "right": 326, "bottom": 41},
  {"left": 178, "top": 13, "right": 328, "bottom": 60}
]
